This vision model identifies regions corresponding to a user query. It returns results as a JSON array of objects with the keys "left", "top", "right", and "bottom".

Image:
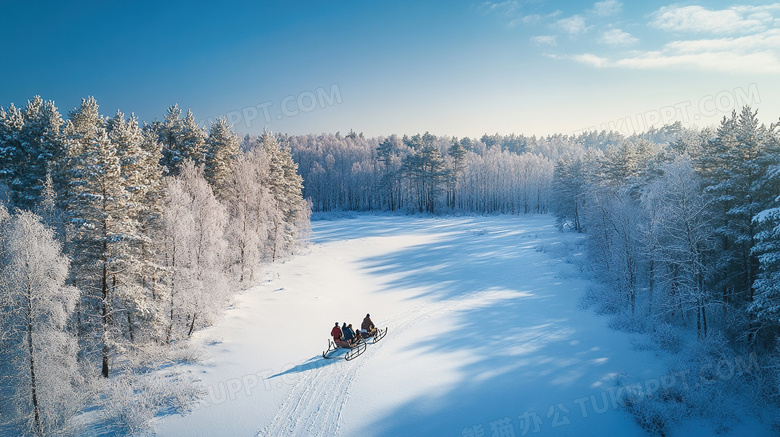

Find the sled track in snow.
[{"left": 257, "top": 294, "right": 475, "bottom": 437}]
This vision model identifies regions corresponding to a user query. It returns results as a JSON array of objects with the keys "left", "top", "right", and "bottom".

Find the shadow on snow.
[
  {"left": 316, "top": 215, "right": 645, "bottom": 436},
  {"left": 267, "top": 352, "right": 346, "bottom": 379}
]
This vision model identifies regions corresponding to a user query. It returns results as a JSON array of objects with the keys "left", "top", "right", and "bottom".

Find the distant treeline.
[
  {"left": 273, "top": 113, "right": 780, "bottom": 431},
  {"left": 273, "top": 123, "right": 686, "bottom": 214}
]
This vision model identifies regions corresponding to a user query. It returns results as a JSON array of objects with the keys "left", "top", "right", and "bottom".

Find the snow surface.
[{"left": 152, "top": 214, "right": 686, "bottom": 436}]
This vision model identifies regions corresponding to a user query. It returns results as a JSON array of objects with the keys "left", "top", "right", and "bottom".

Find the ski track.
[{"left": 258, "top": 294, "right": 475, "bottom": 437}]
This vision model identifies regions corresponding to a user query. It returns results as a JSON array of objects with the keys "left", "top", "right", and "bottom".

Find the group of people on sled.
[{"left": 330, "top": 314, "right": 377, "bottom": 348}]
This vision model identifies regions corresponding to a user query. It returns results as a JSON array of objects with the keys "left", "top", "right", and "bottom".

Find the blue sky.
[{"left": 1, "top": 0, "right": 778, "bottom": 138}]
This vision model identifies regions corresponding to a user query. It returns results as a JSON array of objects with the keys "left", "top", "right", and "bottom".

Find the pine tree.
[
  {"left": 401, "top": 133, "right": 445, "bottom": 213},
  {"left": 261, "top": 132, "right": 304, "bottom": 261},
  {"left": 552, "top": 155, "right": 585, "bottom": 231},
  {"left": 205, "top": 117, "right": 240, "bottom": 197},
  {"left": 0, "top": 97, "right": 65, "bottom": 209},
  {"left": 62, "top": 97, "right": 126, "bottom": 378},
  {"left": 751, "top": 197, "right": 780, "bottom": 329},
  {"left": 750, "top": 124, "right": 780, "bottom": 332},
  {"left": 697, "top": 112, "right": 739, "bottom": 303},
  {"left": 155, "top": 105, "right": 207, "bottom": 175},
  {"left": 16, "top": 97, "right": 65, "bottom": 209},
  {"left": 0, "top": 103, "right": 24, "bottom": 198},
  {"left": 376, "top": 135, "right": 402, "bottom": 211},
  {"left": 158, "top": 104, "right": 184, "bottom": 173},
  {"left": 700, "top": 108, "right": 777, "bottom": 305},
  {"left": 107, "top": 111, "right": 165, "bottom": 341},
  {"left": 180, "top": 109, "right": 208, "bottom": 166},
  {"left": 447, "top": 137, "right": 467, "bottom": 209}
]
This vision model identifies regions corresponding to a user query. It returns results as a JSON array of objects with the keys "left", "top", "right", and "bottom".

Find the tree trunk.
[
  {"left": 272, "top": 219, "right": 279, "bottom": 262},
  {"left": 76, "top": 292, "right": 83, "bottom": 363},
  {"left": 702, "top": 303, "right": 708, "bottom": 338},
  {"left": 696, "top": 298, "right": 702, "bottom": 340},
  {"left": 101, "top": 259, "right": 110, "bottom": 378},
  {"left": 26, "top": 281, "right": 42, "bottom": 434},
  {"left": 187, "top": 312, "right": 198, "bottom": 337},
  {"left": 127, "top": 312, "right": 135, "bottom": 343},
  {"left": 647, "top": 258, "right": 655, "bottom": 316},
  {"left": 168, "top": 246, "right": 176, "bottom": 343}
]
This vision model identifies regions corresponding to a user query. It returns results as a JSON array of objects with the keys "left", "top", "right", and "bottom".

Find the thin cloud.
[
  {"left": 480, "top": 1, "right": 563, "bottom": 28},
  {"left": 599, "top": 29, "right": 638, "bottom": 46},
  {"left": 614, "top": 50, "right": 780, "bottom": 74},
  {"left": 570, "top": 29, "right": 780, "bottom": 73},
  {"left": 556, "top": 15, "right": 589, "bottom": 36},
  {"left": 557, "top": 3, "right": 780, "bottom": 74},
  {"left": 531, "top": 35, "right": 557, "bottom": 46},
  {"left": 666, "top": 28, "right": 780, "bottom": 54},
  {"left": 521, "top": 10, "right": 562, "bottom": 26},
  {"left": 573, "top": 53, "right": 609, "bottom": 67},
  {"left": 592, "top": 0, "right": 622, "bottom": 17},
  {"left": 651, "top": 4, "right": 780, "bottom": 34},
  {"left": 479, "top": 0, "right": 521, "bottom": 16}
]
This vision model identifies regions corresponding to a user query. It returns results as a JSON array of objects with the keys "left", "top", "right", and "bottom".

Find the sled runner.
[
  {"left": 367, "top": 327, "right": 388, "bottom": 343},
  {"left": 322, "top": 336, "right": 367, "bottom": 361},
  {"left": 321, "top": 327, "right": 388, "bottom": 360}
]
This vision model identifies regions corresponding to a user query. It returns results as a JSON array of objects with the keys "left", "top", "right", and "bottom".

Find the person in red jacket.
[{"left": 330, "top": 322, "right": 342, "bottom": 342}]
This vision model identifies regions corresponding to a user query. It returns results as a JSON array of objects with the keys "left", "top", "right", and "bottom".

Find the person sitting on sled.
[
  {"left": 361, "top": 313, "right": 377, "bottom": 337},
  {"left": 330, "top": 322, "right": 342, "bottom": 342},
  {"left": 343, "top": 323, "right": 358, "bottom": 345}
]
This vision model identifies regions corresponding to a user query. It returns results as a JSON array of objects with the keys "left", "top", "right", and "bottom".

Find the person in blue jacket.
[{"left": 343, "top": 323, "right": 359, "bottom": 344}]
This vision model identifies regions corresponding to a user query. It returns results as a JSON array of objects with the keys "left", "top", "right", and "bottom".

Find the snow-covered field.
[{"left": 153, "top": 214, "right": 682, "bottom": 436}]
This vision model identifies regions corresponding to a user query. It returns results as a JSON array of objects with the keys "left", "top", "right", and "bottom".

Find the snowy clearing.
[{"left": 152, "top": 214, "right": 712, "bottom": 436}]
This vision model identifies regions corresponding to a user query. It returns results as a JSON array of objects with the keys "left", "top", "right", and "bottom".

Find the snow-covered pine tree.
[
  {"left": 157, "top": 104, "right": 184, "bottom": 174},
  {"left": 0, "top": 103, "right": 24, "bottom": 200},
  {"left": 552, "top": 154, "right": 586, "bottom": 231},
  {"left": 446, "top": 137, "right": 467, "bottom": 209},
  {"left": 749, "top": 124, "right": 780, "bottom": 336},
  {"left": 401, "top": 133, "right": 446, "bottom": 213},
  {"left": 699, "top": 107, "right": 777, "bottom": 306},
  {"left": 598, "top": 140, "right": 661, "bottom": 195},
  {"left": 261, "top": 132, "right": 305, "bottom": 261},
  {"left": 205, "top": 117, "right": 240, "bottom": 197},
  {"left": 180, "top": 109, "right": 208, "bottom": 167},
  {"left": 107, "top": 111, "right": 165, "bottom": 341},
  {"left": 751, "top": 195, "right": 780, "bottom": 332},
  {"left": 15, "top": 97, "right": 65, "bottom": 209},
  {"left": 62, "top": 97, "right": 127, "bottom": 378},
  {"left": 697, "top": 112, "right": 739, "bottom": 304},
  {"left": 0, "top": 210, "right": 80, "bottom": 435},
  {"left": 376, "top": 135, "right": 403, "bottom": 211}
]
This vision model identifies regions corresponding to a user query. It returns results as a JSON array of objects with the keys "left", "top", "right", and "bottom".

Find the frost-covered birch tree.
[
  {"left": 222, "top": 147, "right": 273, "bottom": 283},
  {"left": 0, "top": 210, "right": 80, "bottom": 435},
  {"left": 160, "top": 161, "right": 229, "bottom": 340},
  {"left": 643, "top": 156, "right": 716, "bottom": 337}
]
